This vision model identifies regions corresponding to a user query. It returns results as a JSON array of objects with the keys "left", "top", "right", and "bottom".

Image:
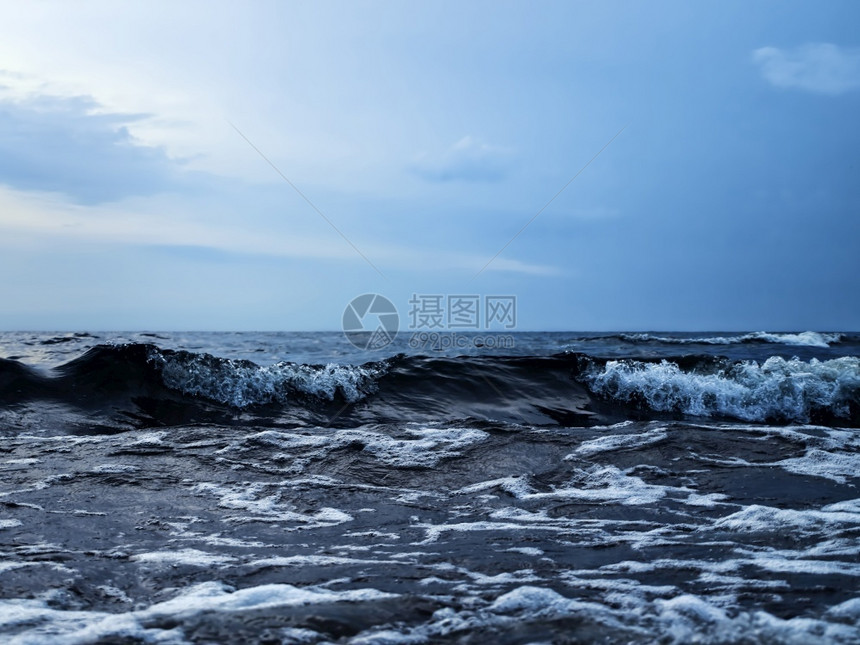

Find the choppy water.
[{"left": 1, "top": 331, "right": 859, "bottom": 643}]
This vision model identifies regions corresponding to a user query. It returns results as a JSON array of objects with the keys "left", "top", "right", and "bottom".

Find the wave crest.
[
  {"left": 3, "top": 343, "right": 858, "bottom": 428},
  {"left": 580, "top": 355, "right": 860, "bottom": 423},
  {"left": 616, "top": 332, "right": 844, "bottom": 348},
  {"left": 149, "top": 349, "right": 386, "bottom": 408}
]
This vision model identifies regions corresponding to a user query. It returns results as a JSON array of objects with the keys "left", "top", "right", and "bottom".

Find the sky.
[{"left": 0, "top": 0, "right": 858, "bottom": 331}]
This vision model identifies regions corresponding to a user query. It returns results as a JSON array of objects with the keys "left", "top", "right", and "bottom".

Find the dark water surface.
[{"left": 0, "top": 331, "right": 858, "bottom": 643}]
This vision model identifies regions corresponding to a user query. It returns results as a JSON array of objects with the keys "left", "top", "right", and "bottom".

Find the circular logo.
[{"left": 342, "top": 294, "right": 399, "bottom": 350}]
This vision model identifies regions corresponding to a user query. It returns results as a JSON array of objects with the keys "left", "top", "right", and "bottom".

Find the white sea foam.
[
  {"left": 232, "top": 426, "right": 488, "bottom": 469},
  {"left": 455, "top": 464, "right": 683, "bottom": 507},
  {"left": 131, "top": 548, "right": 235, "bottom": 567},
  {"left": 775, "top": 449, "right": 860, "bottom": 484},
  {"left": 0, "top": 581, "right": 396, "bottom": 644},
  {"left": 709, "top": 503, "right": 860, "bottom": 535},
  {"left": 682, "top": 425, "right": 860, "bottom": 484},
  {"left": 824, "top": 498, "right": 860, "bottom": 513},
  {"left": 15, "top": 574, "right": 840, "bottom": 645},
  {"left": 95, "top": 585, "right": 133, "bottom": 604},
  {"left": 489, "top": 585, "right": 606, "bottom": 616},
  {"left": 342, "top": 427, "right": 489, "bottom": 468},
  {"left": 455, "top": 476, "right": 534, "bottom": 498},
  {"left": 506, "top": 547, "right": 544, "bottom": 556},
  {"left": 90, "top": 463, "right": 140, "bottom": 474},
  {"left": 525, "top": 465, "right": 668, "bottom": 506},
  {"left": 278, "top": 627, "right": 323, "bottom": 643},
  {"left": 583, "top": 356, "right": 860, "bottom": 422},
  {"left": 126, "top": 431, "right": 167, "bottom": 446},
  {"left": 827, "top": 598, "right": 860, "bottom": 621},
  {"left": 192, "top": 481, "right": 354, "bottom": 528},
  {"left": 147, "top": 581, "right": 396, "bottom": 615},
  {"left": 249, "top": 555, "right": 394, "bottom": 568},
  {"left": 619, "top": 331, "right": 843, "bottom": 347},
  {"left": 743, "top": 554, "right": 860, "bottom": 577},
  {"left": 567, "top": 426, "right": 668, "bottom": 458},
  {"left": 684, "top": 492, "right": 730, "bottom": 507},
  {"left": 414, "top": 520, "right": 565, "bottom": 545},
  {"left": 0, "top": 562, "right": 34, "bottom": 574},
  {"left": 356, "top": 583, "right": 860, "bottom": 644},
  {"left": 154, "top": 349, "right": 385, "bottom": 407},
  {"left": 351, "top": 629, "right": 426, "bottom": 644}
]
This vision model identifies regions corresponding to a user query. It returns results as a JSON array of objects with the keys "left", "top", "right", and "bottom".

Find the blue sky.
[{"left": 0, "top": 1, "right": 858, "bottom": 331}]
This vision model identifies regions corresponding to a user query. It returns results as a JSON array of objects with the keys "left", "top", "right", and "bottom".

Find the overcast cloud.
[{"left": 0, "top": 1, "right": 857, "bottom": 331}]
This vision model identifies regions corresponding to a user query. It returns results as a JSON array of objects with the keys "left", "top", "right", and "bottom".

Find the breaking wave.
[
  {"left": 579, "top": 355, "right": 860, "bottom": 423},
  {"left": 151, "top": 348, "right": 386, "bottom": 407},
  {"left": 611, "top": 331, "right": 844, "bottom": 348},
  {"left": 1, "top": 344, "right": 858, "bottom": 429}
]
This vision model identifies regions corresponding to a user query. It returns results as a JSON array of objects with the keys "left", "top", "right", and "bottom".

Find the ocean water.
[{"left": 0, "top": 331, "right": 859, "bottom": 644}]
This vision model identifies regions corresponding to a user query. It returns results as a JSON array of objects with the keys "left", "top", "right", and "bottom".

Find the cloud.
[
  {"left": 0, "top": 87, "right": 178, "bottom": 203},
  {"left": 412, "top": 136, "right": 513, "bottom": 182},
  {"left": 752, "top": 43, "right": 860, "bottom": 95},
  {"left": 0, "top": 184, "right": 354, "bottom": 261},
  {"left": 0, "top": 184, "right": 556, "bottom": 277}
]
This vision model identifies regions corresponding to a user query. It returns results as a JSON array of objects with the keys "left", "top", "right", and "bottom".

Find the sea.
[{"left": 0, "top": 330, "right": 859, "bottom": 644}]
